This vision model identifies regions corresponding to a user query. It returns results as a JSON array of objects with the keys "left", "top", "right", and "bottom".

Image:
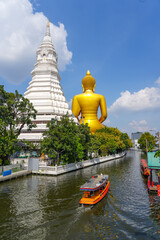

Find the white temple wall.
[
  {"left": 27, "top": 87, "right": 51, "bottom": 92},
  {"left": 30, "top": 100, "right": 53, "bottom": 106},
  {"left": 19, "top": 133, "right": 43, "bottom": 141},
  {"left": 21, "top": 123, "right": 47, "bottom": 131},
  {"left": 26, "top": 92, "right": 52, "bottom": 98}
]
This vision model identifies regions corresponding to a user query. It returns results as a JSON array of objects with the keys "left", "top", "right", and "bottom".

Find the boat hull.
[
  {"left": 148, "top": 174, "right": 160, "bottom": 196},
  {"left": 79, "top": 181, "right": 110, "bottom": 205},
  {"left": 140, "top": 159, "right": 150, "bottom": 177}
]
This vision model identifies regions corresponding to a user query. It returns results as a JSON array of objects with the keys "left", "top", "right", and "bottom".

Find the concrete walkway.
[{"left": 0, "top": 170, "right": 32, "bottom": 183}]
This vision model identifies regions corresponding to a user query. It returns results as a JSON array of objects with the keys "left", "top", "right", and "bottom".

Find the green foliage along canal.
[{"left": 0, "top": 151, "right": 160, "bottom": 240}]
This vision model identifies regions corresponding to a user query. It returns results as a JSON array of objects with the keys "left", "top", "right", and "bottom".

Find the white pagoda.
[{"left": 19, "top": 20, "right": 72, "bottom": 142}]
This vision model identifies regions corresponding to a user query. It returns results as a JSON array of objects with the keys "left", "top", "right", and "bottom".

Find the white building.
[
  {"left": 19, "top": 21, "right": 72, "bottom": 142},
  {"left": 131, "top": 132, "right": 142, "bottom": 148}
]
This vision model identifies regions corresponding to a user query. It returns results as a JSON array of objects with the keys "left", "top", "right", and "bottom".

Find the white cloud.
[
  {"left": 129, "top": 120, "right": 147, "bottom": 127},
  {"left": 129, "top": 120, "right": 149, "bottom": 132},
  {"left": 51, "top": 23, "right": 72, "bottom": 71},
  {"left": 109, "top": 87, "right": 160, "bottom": 113},
  {"left": 0, "top": 0, "right": 72, "bottom": 83},
  {"left": 155, "top": 76, "right": 160, "bottom": 85},
  {"left": 103, "top": 119, "right": 111, "bottom": 125},
  {"left": 139, "top": 120, "right": 147, "bottom": 125},
  {"left": 68, "top": 98, "right": 72, "bottom": 108}
]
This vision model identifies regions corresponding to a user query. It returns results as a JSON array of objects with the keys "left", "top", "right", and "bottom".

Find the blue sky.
[{"left": 1, "top": 0, "right": 160, "bottom": 136}]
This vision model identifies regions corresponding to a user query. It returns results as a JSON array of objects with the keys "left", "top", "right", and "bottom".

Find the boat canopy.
[
  {"left": 80, "top": 175, "right": 108, "bottom": 191},
  {"left": 147, "top": 152, "right": 160, "bottom": 170},
  {"left": 141, "top": 159, "right": 148, "bottom": 168}
]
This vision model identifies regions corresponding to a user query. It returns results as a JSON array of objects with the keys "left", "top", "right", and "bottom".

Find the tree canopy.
[
  {"left": 138, "top": 132, "right": 156, "bottom": 152},
  {"left": 0, "top": 85, "right": 37, "bottom": 165},
  {"left": 41, "top": 117, "right": 133, "bottom": 164},
  {"left": 95, "top": 127, "right": 132, "bottom": 156},
  {"left": 41, "top": 114, "right": 91, "bottom": 164},
  {"left": 154, "top": 150, "right": 160, "bottom": 158}
]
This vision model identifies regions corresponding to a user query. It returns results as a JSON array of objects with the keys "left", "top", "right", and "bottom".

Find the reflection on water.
[{"left": 0, "top": 151, "right": 160, "bottom": 240}]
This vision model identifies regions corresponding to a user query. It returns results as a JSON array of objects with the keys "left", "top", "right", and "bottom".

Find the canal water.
[{"left": 0, "top": 150, "right": 160, "bottom": 240}]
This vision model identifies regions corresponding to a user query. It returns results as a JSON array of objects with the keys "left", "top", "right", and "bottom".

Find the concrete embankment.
[
  {"left": 0, "top": 170, "right": 32, "bottom": 183},
  {"left": 33, "top": 152, "right": 126, "bottom": 176},
  {"left": 0, "top": 152, "right": 126, "bottom": 182}
]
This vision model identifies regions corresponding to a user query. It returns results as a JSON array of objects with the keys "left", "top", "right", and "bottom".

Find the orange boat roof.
[{"left": 141, "top": 159, "right": 148, "bottom": 168}]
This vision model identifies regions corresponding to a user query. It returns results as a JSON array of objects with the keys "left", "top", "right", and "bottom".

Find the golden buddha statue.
[{"left": 72, "top": 70, "right": 107, "bottom": 133}]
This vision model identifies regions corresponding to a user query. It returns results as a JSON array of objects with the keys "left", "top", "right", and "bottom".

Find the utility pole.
[{"left": 146, "top": 139, "right": 148, "bottom": 153}]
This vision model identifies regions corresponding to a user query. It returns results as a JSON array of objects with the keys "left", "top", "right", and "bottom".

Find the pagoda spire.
[
  {"left": 45, "top": 19, "right": 50, "bottom": 36},
  {"left": 19, "top": 18, "right": 73, "bottom": 143}
]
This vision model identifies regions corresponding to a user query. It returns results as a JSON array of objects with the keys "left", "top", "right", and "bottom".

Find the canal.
[{"left": 0, "top": 150, "right": 160, "bottom": 240}]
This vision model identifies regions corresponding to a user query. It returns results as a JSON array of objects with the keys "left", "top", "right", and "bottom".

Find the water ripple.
[{"left": 0, "top": 151, "right": 160, "bottom": 240}]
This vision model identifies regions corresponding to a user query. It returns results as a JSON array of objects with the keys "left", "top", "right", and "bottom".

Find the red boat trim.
[
  {"left": 140, "top": 159, "right": 148, "bottom": 168},
  {"left": 140, "top": 159, "right": 150, "bottom": 176},
  {"left": 79, "top": 181, "right": 110, "bottom": 205},
  {"left": 92, "top": 181, "right": 110, "bottom": 204}
]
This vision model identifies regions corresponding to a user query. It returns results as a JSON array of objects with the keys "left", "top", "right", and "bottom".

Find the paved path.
[{"left": 0, "top": 170, "right": 32, "bottom": 183}]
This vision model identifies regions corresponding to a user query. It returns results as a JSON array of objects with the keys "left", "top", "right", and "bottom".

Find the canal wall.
[
  {"left": 0, "top": 164, "right": 23, "bottom": 175},
  {"left": 32, "top": 152, "right": 126, "bottom": 176},
  {"left": 0, "top": 170, "right": 32, "bottom": 183},
  {"left": 0, "top": 152, "right": 126, "bottom": 182},
  {"left": 0, "top": 164, "right": 31, "bottom": 183}
]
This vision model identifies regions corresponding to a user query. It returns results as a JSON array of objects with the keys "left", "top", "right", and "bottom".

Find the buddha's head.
[{"left": 82, "top": 70, "right": 96, "bottom": 93}]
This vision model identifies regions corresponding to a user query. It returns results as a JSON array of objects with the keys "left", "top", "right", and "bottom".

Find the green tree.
[
  {"left": 77, "top": 123, "right": 91, "bottom": 160},
  {"left": 154, "top": 150, "right": 160, "bottom": 158},
  {"left": 95, "top": 132, "right": 118, "bottom": 155},
  {"left": 95, "top": 127, "right": 132, "bottom": 155},
  {"left": 0, "top": 85, "right": 37, "bottom": 165},
  {"left": 97, "top": 126, "right": 122, "bottom": 137},
  {"left": 88, "top": 134, "right": 101, "bottom": 157},
  {"left": 138, "top": 132, "right": 155, "bottom": 152},
  {"left": 41, "top": 115, "right": 90, "bottom": 164},
  {"left": 0, "top": 119, "right": 17, "bottom": 166},
  {"left": 120, "top": 133, "right": 133, "bottom": 149}
]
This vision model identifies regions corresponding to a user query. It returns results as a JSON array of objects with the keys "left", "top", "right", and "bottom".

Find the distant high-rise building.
[
  {"left": 131, "top": 132, "right": 142, "bottom": 148},
  {"left": 131, "top": 132, "right": 142, "bottom": 141},
  {"left": 19, "top": 20, "right": 72, "bottom": 142}
]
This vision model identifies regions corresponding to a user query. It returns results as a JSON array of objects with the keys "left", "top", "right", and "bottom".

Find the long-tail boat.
[
  {"left": 140, "top": 159, "right": 150, "bottom": 177},
  {"left": 148, "top": 170, "right": 160, "bottom": 196},
  {"left": 147, "top": 152, "right": 160, "bottom": 196},
  {"left": 79, "top": 174, "right": 109, "bottom": 206}
]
